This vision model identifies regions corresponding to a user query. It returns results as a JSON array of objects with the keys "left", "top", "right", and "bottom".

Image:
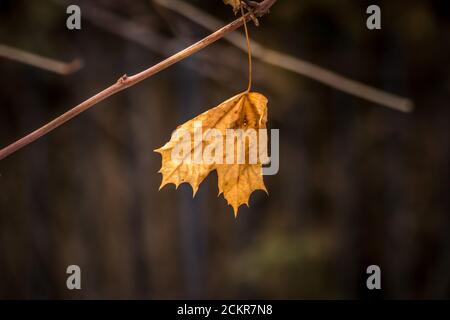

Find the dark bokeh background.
[{"left": 0, "top": 0, "right": 449, "bottom": 299}]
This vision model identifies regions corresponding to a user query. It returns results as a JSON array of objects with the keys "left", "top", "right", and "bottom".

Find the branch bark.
[{"left": 0, "top": 3, "right": 275, "bottom": 161}]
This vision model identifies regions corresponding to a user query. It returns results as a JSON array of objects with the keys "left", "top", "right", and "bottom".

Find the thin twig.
[
  {"left": 0, "top": 44, "right": 82, "bottom": 75},
  {"left": 154, "top": 0, "right": 414, "bottom": 113},
  {"left": 0, "top": 4, "right": 273, "bottom": 161}
]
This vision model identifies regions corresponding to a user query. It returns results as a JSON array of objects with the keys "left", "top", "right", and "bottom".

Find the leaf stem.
[{"left": 241, "top": 7, "right": 253, "bottom": 93}]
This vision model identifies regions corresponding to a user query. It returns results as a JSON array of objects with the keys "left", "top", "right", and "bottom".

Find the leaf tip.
[
  {"left": 191, "top": 185, "right": 199, "bottom": 198},
  {"left": 231, "top": 203, "right": 240, "bottom": 218}
]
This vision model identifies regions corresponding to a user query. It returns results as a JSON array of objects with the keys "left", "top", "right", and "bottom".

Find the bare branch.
[
  {"left": 0, "top": 4, "right": 274, "bottom": 161},
  {"left": 0, "top": 44, "right": 82, "bottom": 75},
  {"left": 154, "top": 0, "right": 414, "bottom": 113}
]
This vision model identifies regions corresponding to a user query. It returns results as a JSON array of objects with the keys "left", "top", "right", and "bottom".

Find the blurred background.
[{"left": 0, "top": 0, "right": 449, "bottom": 299}]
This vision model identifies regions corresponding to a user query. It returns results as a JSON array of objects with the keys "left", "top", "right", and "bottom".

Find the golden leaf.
[{"left": 155, "top": 92, "right": 268, "bottom": 216}]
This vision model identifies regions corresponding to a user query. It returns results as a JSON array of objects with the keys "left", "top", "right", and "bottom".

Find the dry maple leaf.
[{"left": 155, "top": 92, "right": 268, "bottom": 216}]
